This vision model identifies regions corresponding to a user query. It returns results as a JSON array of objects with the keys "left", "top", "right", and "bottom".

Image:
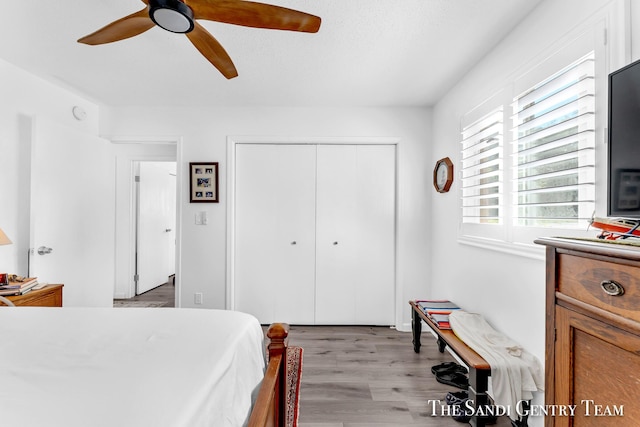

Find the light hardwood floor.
[
  {"left": 114, "top": 282, "right": 175, "bottom": 307},
  {"left": 287, "top": 326, "right": 512, "bottom": 427}
]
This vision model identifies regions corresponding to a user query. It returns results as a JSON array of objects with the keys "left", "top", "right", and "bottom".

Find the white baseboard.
[{"left": 395, "top": 322, "right": 412, "bottom": 332}]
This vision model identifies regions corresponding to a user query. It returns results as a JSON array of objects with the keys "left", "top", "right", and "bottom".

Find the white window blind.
[
  {"left": 461, "top": 109, "right": 503, "bottom": 224},
  {"left": 511, "top": 52, "right": 596, "bottom": 227}
]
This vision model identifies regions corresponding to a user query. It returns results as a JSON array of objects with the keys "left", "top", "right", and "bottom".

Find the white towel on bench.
[{"left": 449, "top": 310, "right": 544, "bottom": 421}]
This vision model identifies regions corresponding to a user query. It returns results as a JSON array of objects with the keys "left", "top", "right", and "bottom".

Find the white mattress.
[{"left": 0, "top": 307, "right": 266, "bottom": 427}]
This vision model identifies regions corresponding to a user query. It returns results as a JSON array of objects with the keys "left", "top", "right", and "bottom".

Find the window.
[
  {"left": 461, "top": 109, "right": 504, "bottom": 225},
  {"left": 511, "top": 52, "right": 596, "bottom": 228},
  {"left": 459, "top": 51, "right": 600, "bottom": 250},
  {"left": 455, "top": 6, "right": 622, "bottom": 256}
]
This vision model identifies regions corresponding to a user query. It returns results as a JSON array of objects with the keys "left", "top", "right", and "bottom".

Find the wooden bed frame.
[{"left": 248, "top": 322, "right": 290, "bottom": 427}]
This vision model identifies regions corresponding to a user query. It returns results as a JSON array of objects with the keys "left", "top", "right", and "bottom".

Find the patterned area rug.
[
  {"left": 286, "top": 346, "right": 303, "bottom": 427},
  {"left": 112, "top": 300, "right": 168, "bottom": 308}
]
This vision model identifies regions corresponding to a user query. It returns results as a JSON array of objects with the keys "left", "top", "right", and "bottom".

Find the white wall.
[
  {"left": 431, "top": 0, "right": 632, "bottom": 424},
  {"left": 101, "top": 106, "right": 432, "bottom": 326},
  {"left": 0, "top": 58, "right": 99, "bottom": 277}
]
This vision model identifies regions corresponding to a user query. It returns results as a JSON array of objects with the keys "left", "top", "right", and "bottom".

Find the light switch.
[{"left": 195, "top": 211, "right": 208, "bottom": 225}]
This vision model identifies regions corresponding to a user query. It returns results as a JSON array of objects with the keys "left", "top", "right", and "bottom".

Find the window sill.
[{"left": 457, "top": 235, "right": 546, "bottom": 261}]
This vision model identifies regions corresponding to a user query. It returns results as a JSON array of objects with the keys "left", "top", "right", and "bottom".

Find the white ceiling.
[{"left": 0, "top": 0, "right": 542, "bottom": 108}]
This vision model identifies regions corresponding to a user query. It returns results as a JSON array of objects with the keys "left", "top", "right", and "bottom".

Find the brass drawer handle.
[{"left": 601, "top": 280, "right": 625, "bottom": 296}]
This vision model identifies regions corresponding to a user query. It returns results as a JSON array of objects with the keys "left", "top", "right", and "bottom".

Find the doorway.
[{"left": 112, "top": 140, "right": 178, "bottom": 306}]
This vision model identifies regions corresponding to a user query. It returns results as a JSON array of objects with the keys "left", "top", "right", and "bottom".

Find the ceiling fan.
[{"left": 78, "top": 0, "right": 321, "bottom": 79}]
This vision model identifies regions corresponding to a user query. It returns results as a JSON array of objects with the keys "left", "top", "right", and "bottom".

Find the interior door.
[
  {"left": 315, "top": 144, "right": 395, "bottom": 325},
  {"left": 235, "top": 144, "right": 316, "bottom": 324},
  {"left": 29, "top": 117, "right": 115, "bottom": 307},
  {"left": 136, "top": 161, "right": 176, "bottom": 294},
  {"left": 353, "top": 145, "right": 395, "bottom": 324},
  {"left": 315, "top": 145, "right": 359, "bottom": 323}
]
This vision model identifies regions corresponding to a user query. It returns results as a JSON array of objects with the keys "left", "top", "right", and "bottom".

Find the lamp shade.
[{"left": 0, "top": 228, "right": 12, "bottom": 246}]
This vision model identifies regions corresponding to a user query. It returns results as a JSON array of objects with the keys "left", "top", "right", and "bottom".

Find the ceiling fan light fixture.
[{"left": 149, "top": 0, "right": 194, "bottom": 33}]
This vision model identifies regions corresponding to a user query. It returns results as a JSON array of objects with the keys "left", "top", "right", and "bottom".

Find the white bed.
[{"left": 0, "top": 307, "right": 269, "bottom": 427}]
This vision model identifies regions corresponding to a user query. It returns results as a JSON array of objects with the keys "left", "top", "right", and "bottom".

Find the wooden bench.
[{"left": 409, "top": 300, "right": 492, "bottom": 427}]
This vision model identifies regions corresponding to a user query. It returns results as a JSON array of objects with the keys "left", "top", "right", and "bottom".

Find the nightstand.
[{"left": 6, "top": 284, "right": 64, "bottom": 307}]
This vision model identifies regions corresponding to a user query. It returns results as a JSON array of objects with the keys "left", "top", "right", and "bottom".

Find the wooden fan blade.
[
  {"left": 186, "top": 22, "right": 238, "bottom": 79},
  {"left": 187, "top": 0, "right": 321, "bottom": 33},
  {"left": 78, "top": 8, "right": 154, "bottom": 45}
]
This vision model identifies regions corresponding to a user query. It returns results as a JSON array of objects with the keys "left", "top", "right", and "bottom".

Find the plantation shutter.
[
  {"left": 461, "top": 108, "right": 504, "bottom": 224},
  {"left": 511, "top": 52, "right": 596, "bottom": 227}
]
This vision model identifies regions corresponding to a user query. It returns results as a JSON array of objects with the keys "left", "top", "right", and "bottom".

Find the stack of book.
[
  {"left": 0, "top": 277, "right": 39, "bottom": 296},
  {"left": 416, "top": 300, "right": 461, "bottom": 330}
]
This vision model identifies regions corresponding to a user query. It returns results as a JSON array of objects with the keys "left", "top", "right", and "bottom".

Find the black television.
[{"left": 608, "top": 58, "right": 640, "bottom": 218}]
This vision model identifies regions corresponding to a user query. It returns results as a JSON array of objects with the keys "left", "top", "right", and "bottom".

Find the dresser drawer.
[{"left": 557, "top": 253, "right": 640, "bottom": 322}]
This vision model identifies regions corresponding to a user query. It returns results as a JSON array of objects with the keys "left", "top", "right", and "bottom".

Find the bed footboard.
[{"left": 248, "top": 323, "right": 289, "bottom": 427}]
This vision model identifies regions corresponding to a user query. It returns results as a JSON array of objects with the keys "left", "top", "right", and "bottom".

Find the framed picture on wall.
[{"left": 189, "top": 162, "right": 219, "bottom": 203}]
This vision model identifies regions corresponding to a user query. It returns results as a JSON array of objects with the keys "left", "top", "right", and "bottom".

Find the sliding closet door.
[
  {"left": 234, "top": 144, "right": 316, "bottom": 324},
  {"left": 315, "top": 145, "right": 395, "bottom": 324}
]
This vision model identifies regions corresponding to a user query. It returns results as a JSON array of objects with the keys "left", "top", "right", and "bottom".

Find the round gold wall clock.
[{"left": 433, "top": 157, "right": 454, "bottom": 193}]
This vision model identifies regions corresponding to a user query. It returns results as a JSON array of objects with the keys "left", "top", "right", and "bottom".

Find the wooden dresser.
[
  {"left": 6, "top": 284, "right": 63, "bottom": 307},
  {"left": 536, "top": 238, "right": 640, "bottom": 426}
]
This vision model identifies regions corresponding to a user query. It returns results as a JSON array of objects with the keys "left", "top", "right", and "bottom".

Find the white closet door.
[
  {"left": 353, "top": 145, "right": 395, "bottom": 324},
  {"left": 315, "top": 145, "right": 396, "bottom": 325},
  {"left": 315, "top": 145, "right": 359, "bottom": 323},
  {"left": 234, "top": 144, "right": 316, "bottom": 324}
]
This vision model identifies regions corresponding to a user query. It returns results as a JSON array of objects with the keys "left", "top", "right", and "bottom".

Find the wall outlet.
[{"left": 194, "top": 292, "right": 203, "bottom": 305}]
